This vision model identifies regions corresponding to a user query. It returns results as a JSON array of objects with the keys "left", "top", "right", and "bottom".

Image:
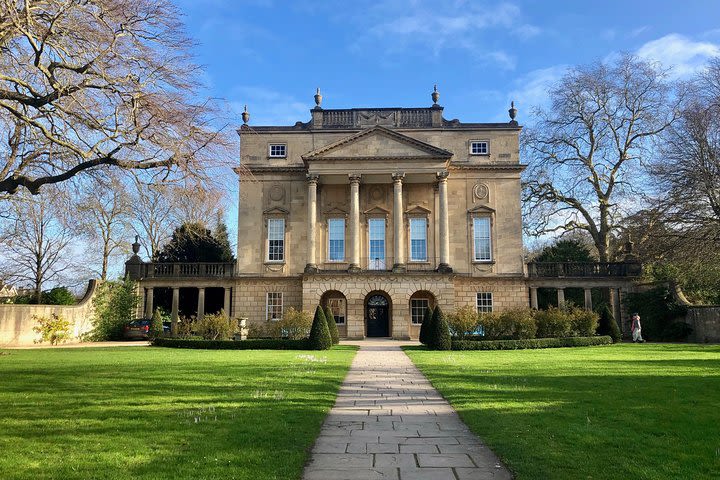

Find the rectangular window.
[
  {"left": 269, "top": 144, "right": 287, "bottom": 157},
  {"left": 476, "top": 292, "right": 493, "bottom": 313},
  {"left": 473, "top": 217, "right": 492, "bottom": 261},
  {"left": 409, "top": 218, "right": 427, "bottom": 261},
  {"left": 470, "top": 141, "right": 489, "bottom": 155},
  {"left": 368, "top": 218, "right": 385, "bottom": 270},
  {"left": 327, "top": 218, "right": 345, "bottom": 262},
  {"left": 411, "top": 298, "right": 429, "bottom": 325},
  {"left": 267, "top": 218, "right": 285, "bottom": 262},
  {"left": 327, "top": 297, "right": 346, "bottom": 324},
  {"left": 266, "top": 292, "right": 283, "bottom": 321}
]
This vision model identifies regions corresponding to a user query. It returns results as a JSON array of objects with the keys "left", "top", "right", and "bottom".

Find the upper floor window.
[
  {"left": 269, "top": 144, "right": 287, "bottom": 158},
  {"left": 409, "top": 218, "right": 427, "bottom": 262},
  {"left": 470, "top": 141, "right": 489, "bottom": 155},
  {"left": 473, "top": 217, "right": 492, "bottom": 261},
  {"left": 368, "top": 218, "right": 385, "bottom": 270},
  {"left": 328, "top": 218, "right": 345, "bottom": 262},
  {"left": 267, "top": 218, "right": 285, "bottom": 262}
]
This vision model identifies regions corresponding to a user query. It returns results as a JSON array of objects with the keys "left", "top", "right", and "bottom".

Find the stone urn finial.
[
  {"left": 509, "top": 100, "right": 518, "bottom": 123},
  {"left": 132, "top": 235, "right": 141, "bottom": 255},
  {"left": 242, "top": 105, "right": 250, "bottom": 125},
  {"left": 431, "top": 84, "right": 440, "bottom": 105},
  {"left": 314, "top": 87, "right": 322, "bottom": 107}
]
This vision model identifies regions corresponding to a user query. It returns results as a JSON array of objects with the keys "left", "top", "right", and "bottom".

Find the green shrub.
[
  {"left": 661, "top": 321, "right": 693, "bottom": 341},
  {"left": 324, "top": 305, "right": 340, "bottom": 344},
  {"left": 308, "top": 305, "right": 332, "bottom": 350},
  {"left": 477, "top": 312, "right": 504, "bottom": 339},
  {"left": 270, "top": 307, "right": 313, "bottom": 340},
  {"left": 428, "top": 306, "right": 451, "bottom": 350},
  {"left": 568, "top": 306, "right": 599, "bottom": 336},
  {"left": 596, "top": 304, "right": 621, "bottom": 343},
  {"left": 535, "top": 306, "right": 572, "bottom": 338},
  {"left": 89, "top": 276, "right": 139, "bottom": 341},
  {"left": 149, "top": 308, "right": 164, "bottom": 339},
  {"left": 451, "top": 336, "right": 613, "bottom": 351},
  {"left": 152, "top": 337, "right": 308, "bottom": 349},
  {"left": 500, "top": 307, "right": 537, "bottom": 339},
  {"left": 195, "top": 310, "right": 235, "bottom": 340},
  {"left": 419, "top": 306, "right": 434, "bottom": 345},
  {"left": 177, "top": 315, "right": 196, "bottom": 338},
  {"left": 447, "top": 305, "right": 480, "bottom": 339},
  {"left": 32, "top": 313, "right": 72, "bottom": 345}
]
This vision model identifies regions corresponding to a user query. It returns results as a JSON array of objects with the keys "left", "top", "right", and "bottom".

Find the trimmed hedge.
[
  {"left": 308, "top": 305, "right": 332, "bottom": 350},
  {"left": 152, "top": 337, "right": 309, "bottom": 350},
  {"left": 324, "top": 305, "right": 340, "bottom": 345},
  {"left": 451, "top": 336, "right": 613, "bottom": 351}
]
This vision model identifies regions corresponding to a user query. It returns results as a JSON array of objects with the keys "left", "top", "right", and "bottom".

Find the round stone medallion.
[
  {"left": 269, "top": 184, "right": 285, "bottom": 201},
  {"left": 473, "top": 183, "right": 489, "bottom": 201}
]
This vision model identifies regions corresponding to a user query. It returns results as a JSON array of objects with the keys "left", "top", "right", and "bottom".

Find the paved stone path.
[{"left": 303, "top": 341, "right": 512, "bottom": 480}]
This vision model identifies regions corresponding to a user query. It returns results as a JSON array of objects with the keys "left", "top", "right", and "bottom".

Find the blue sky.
[{"left": 176, "top": 0, "right": 720, "bottom": 126}]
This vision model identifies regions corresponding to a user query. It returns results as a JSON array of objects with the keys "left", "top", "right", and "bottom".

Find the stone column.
[
  {"left": 171, "top": 287, "right": 179, "bottom": 335},
  {"left": 197, "top": 287, "right": 205, "bottom": 321},
  {"left": 584, "top": 288, "right": 593, "bottom": 310},
  {"left": 223, "top": 287, "right": 231, "bottom": 316},
  {"left": 349, "top": 174, "right": 361, "bottom": 271},
  {"left": 392, "top": 172, "right": 406, "bottom": 272},
  {"left": 437, "top": 171, "right": 452, "bottom": 272},
  {"left": 305, "top": 174, "right": 319, "bottom": 273},
  {"left": 557, "top": 287, "right": 565, "bottom": 306},
  {"left": 144, "top": 287, "right": 154, "bottom": 318},
  {"left": 530, "top": 287, "right": 538, "bottom": 309}
]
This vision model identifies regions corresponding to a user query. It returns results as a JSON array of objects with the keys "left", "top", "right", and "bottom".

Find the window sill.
[
  {"left": 469, "top": 153, "right": 490, "bottom": 156},
  {"left": 264, "top": 261, "right": 286, "bottom": 265},
  {"left": 472, "top": 260, "right": 495, "bottom": 264},
  {"left": 268, "top": 156, "right": 287, "bottom": 159}
]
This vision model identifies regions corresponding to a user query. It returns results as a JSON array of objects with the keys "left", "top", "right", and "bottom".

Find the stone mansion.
[{"left": 126, "top": 88, "right": 639, "bottom": 339}]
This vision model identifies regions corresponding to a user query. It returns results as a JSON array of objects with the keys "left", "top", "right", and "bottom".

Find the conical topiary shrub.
[
  {"left": 596, "top": 304, "right": 621, "bottom": 343},
  {"left": 324, "top": 305, "right": 340, "bottom": 345},
  {"left": 149, "top": 308, "right": 164, "bottom": 339},
  {"left": 419, "top": 306, "right": 434, "bottom": 345},
  {"left": 429, "top": 305, "right": 451, "bottom": 350},
  {"left": 309, "top": 305, "right": 332, "bottom": 350}
]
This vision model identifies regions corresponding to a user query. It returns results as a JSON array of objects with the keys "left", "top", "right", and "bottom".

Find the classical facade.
[{"left": 231, "top": 89, "right": 527, "bottom": 339}]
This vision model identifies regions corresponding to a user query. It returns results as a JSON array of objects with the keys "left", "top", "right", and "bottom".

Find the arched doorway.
[{"left": 365, "top": 292, "right": 391, "bottom": 337}]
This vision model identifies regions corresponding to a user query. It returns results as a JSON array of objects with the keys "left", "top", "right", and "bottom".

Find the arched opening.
[
  {"left": 365, "top": 291, "right": 391, "bottom": 337},
  {"left": 409, "top": 290, "right": 436, "bottom": 326},
  {"left": 320, "top": 290, "right": 347, "bottom": 326}
]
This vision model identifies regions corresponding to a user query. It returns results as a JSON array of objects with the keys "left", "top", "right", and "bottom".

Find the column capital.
[
  {"left": 306, "top": 173, "right": 319, "bottom": 184},
  {"left": 391, "top": 172, "right": 405, "bottom": 182},
  {"left": 436, "top": 170, "right": 449, "bottom": 181},
  {"left": 348, "top": 173, "right": 361, "bottom": 184}
]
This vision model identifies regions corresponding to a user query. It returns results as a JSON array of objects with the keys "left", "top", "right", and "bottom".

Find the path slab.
[{"left": 303, "top": 340, "right": 512, "bottom": 479}]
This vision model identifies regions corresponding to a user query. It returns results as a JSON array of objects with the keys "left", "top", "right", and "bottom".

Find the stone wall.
[
  {"left": 685, "top": 307, "right": 720, "bottom": 343},
  {"left": 0, "top": 281, "right": 97, "bottom": 347},
  {"left": 232, "top": 276, "right": 303, "bottom": 328},
  {"left": 453, "top": 276, "right": 528, "bottom": 310}
]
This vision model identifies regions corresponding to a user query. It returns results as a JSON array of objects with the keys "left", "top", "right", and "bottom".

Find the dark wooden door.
[{"left": 366, "top": 295, "right": 389, "bottom": 337}]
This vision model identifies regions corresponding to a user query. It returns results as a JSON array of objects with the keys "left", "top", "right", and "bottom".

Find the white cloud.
[
  {"left": 229, "top": 86, "right": 310, "bottom": 126},
  {"left": 637, "top": 34, "right": 720, "bottom": 78},
  {"left": 506, "top": 65, "right": 568, "bottom": 120}
]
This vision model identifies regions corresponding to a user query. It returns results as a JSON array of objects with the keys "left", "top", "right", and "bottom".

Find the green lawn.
[
  {"left": 405, "top": 343, "right": 720, "bottom": 480},
  {"left": 0, "top": 346, "right": 356, "bottom": 480}
]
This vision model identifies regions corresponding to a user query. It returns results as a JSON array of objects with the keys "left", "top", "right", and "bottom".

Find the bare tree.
[
  {"left": 652, "top": 57, "right": 720, "bottom": 244},
  {"left": 0, "top": 0, "right": 232, "bottom": 196},
  {"left": 522, "top": 54, "right": 681, "bottom": 261},
  {"left": 1, "top": 190, "right": 74, "bottom": 301},
  {"left": 76, "top": 176, "right": 132, "bottom": 280},
  {"left": 130, "top": 180, "right": 175, "bottom": 259}
]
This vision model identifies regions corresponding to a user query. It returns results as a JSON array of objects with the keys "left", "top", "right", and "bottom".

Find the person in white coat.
[{"left": 631, "top": 313, "right": 644, "bottom": 342}]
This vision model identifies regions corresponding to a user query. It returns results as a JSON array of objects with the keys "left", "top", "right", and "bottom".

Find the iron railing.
[{"left": 527, "top": 261, "right": 642, "bottom": 278}]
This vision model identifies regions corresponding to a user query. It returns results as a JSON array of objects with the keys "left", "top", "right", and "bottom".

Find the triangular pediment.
[
  {"left": 323, "top": 206, "right": 348, "bottom": 216},
  {"left": 363, "top": 206, "right": 391, "bottom": 216},
  {"left": 263, "top": 206, "right": 289, "bottom": 215},
  {"left": 302, "top": 126, "right": 453, "bottom": 161},
  {"left": 467, "top": 205, "right": 495, "bottom": 214},
  {"left": 405, "top": 205, "right": 432, "bottom": 215}
]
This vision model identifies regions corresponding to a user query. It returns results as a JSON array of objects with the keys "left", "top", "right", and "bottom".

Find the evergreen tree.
[
  {"left": 154, "top": 222, "right": 234, "bottom": 262},
  {"left": 308, "top": 305, "right": 332, "bottom": 350},
  {"left": 149, "top": 308, "right": 164, "bottom": 339},
  {"left": 419, "top": 306, "right": 434, "bottom": 345},
  {"left": 596, "top": 304, "right": 622, "bottom": 343},
  {"left": 324, "top": 305, "right": 340, "bottom": 345},
  {"left": 428, "top": 306, "right": 451, "bottom": 350}
]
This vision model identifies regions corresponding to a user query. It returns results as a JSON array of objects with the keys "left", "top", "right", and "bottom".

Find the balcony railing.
[
  {"left": 138, "top": 262, "right": 236, "bottom": 279},
  {"left": 527, "top": 261, "right": 642, "bottom": 278},
  {"left": 316, "top": 257, "right": 439, "bottom": 273}
]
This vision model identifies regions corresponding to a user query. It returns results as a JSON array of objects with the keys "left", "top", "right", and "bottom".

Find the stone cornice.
[{"left": 450, "top": 163, "right": 527, "bottom": 172}]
